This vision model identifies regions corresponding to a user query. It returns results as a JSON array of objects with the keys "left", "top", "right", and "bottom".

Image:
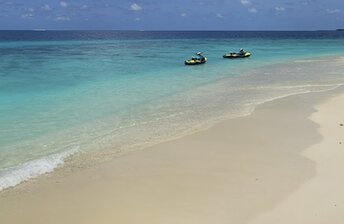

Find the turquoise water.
[{"left": 1, "top": 31, "right": 344, "bottom": 191}]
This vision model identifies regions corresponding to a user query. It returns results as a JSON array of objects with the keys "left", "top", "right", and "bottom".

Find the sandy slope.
[{"left": 249, "top": 92, "right": 344, "bottom": 224}]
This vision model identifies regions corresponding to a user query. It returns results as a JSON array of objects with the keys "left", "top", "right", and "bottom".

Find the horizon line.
[{"left": 0, "top": 29, "right": 341, "bottom": 32}]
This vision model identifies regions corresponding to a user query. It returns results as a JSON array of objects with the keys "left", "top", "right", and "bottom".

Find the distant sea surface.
[{"left": 1, "top": 31, "right": 344, "bottom": 191}]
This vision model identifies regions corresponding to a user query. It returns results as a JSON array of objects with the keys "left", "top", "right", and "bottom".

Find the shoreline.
[
  {"left": 1, "top": 85, "right": 344, "bottom": 223},
  {"left": 1, "top": 82, "right": 341, "bottom": 194},
  {"left": 1, "top": 55, "right": 344, "bottom": 193}
]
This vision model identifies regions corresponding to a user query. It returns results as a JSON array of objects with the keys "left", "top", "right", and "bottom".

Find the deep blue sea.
[{"left": 1, "top": 31, "right": 344, "bottom": 191}]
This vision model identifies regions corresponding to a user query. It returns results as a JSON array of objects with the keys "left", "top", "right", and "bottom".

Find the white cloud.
[
  {"left": 81, "top": 4, "right": 88, "bottom": 9},
  {"left": 275, "top": 6, "right": 286, "bottom": 12},
  {"left": 240, "top": 0, "right": 257, "bottom": 13},
  {"left": 21, "top": 8, "right": 34, "bottom": 19},
  {"left": 21, "top": 13, "right": 34, "bottom": 19},
  {"left": 326, "top": 9, "right": 340, "bottom": 14},
  {"left": 135, "top": 17, "right": 141, "bottom": 21},
  {"left": 60, "top": 1, "right": 68, "bottom": 8},
  {"left": 216, "top": 13, "right": 225, "bottom": 19},
  {"left": 54, "top": 16, "right": 70, "bottom": 21},
  {"left": 240, "top": 0, "right": 251, "bottom": 6},
  {"left": 130, "top": 3, "right": 142, "bottom": 11},
  {"left": 42, "top": 4, "right": 52, "bottom": 11},
  {"left": 248, "top": 7, "right": 257, "bottom": 13},
  {"left": 181, "top": 13, "right": 187, "bottom": 17},
  {"left": 303, "top": 0, "right": 316, "bottom": 6}
]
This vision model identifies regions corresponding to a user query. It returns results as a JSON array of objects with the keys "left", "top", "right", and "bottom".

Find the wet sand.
[{"left": 1, "top": 88, "right": 344, "bottom": 224}]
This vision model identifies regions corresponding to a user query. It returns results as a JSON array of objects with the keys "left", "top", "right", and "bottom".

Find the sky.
[{"left": 0, "top": 0, "right": 343, "bottom": 30}]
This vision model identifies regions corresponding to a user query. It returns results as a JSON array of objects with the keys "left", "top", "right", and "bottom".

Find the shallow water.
[{"left": 1, "top": 31, "right": 344, "bottom": 191}]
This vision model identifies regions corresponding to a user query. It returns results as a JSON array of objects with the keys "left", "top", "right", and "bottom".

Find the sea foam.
[{"left": 0, "top": 147, "right": 79, "bottom": 192}]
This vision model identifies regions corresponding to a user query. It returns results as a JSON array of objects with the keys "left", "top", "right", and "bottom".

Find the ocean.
[{"left": 1, "top": 31, "right": 344, "bottom": 191}]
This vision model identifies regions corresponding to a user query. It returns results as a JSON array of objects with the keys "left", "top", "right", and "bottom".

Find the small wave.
[
  {"left": 262, "top": 83, "right": 344, "bottom": 90},
  {"left": 245, "top": 83, "right": 344, "bottom": 109},
  {"left": 0, "top": 147, "right": 79, "bottom": 192},
  {"left": 294, "top": 59, "right": 328, "bottom": 63},
  {"left": 336, "top": 56, "right": 344, "bottom": 63}
]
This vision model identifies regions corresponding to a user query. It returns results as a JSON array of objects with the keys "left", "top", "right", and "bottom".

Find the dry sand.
[
  {"left": 1, "top": 89, "right": 343, "bottom": 224},
  {"left": 249, "top": 92, "right": 344, "bottom": 224}
]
